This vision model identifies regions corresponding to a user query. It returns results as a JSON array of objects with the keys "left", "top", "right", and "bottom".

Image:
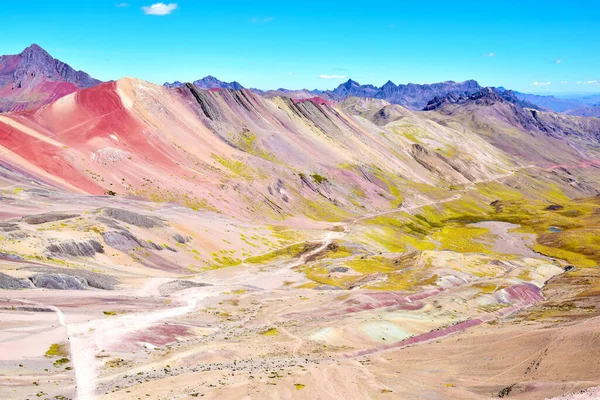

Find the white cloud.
[
  {"left": 142, "top": 2, "right": 177, "bottom": 15},
  {"left": 251, "top": 17, "right": 274, "bottom": 23},
  {"left": 484, "top": 52, "right": 496, "bottom": 57},
  {"left": 288, "top": 72, "right": 294, "bottom": 76},
  {"left": 560, "top": 81, "right": 568, "bottom": 84},
  {"left": 531, "top": 81, "right": 551, "bottom": 86},
  {"left": 554, "top": 59, "right": 562, "bottom": 64},
  {"left": 117, "top": 2, "right": 129, "bottom": 7},
  {"left": 319, "top": 74, "right": 347, "bottom": 79},
  {"left": 577, "top": 80, "right": 599, "bottom": 85}
]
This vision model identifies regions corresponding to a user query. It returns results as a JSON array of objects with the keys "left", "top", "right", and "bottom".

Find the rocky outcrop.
[
  {"left": 102, "top": 231, "right": 174, "bottom": 253},
  {"left": 21, "top": 213, "right": 79, "bottom": 225},
  {"left": 102, "top": 231, "right": 143, "bottom": 252},
  {"left": 0, "top": 272, "right": 32, "bottom": 289},
  {"left": 102, "top": 208, "right": 163, "bottom": 228},
  {"left": 23, "top": 267, "right": 117, "bottom": 290},
  {"left": 173, "top": 234, "right": 190, "bottom": 244},
  {"left": 0, "top": 222, "right": 20, "bottom": 232},
  {"left": 46, "top": 240, "right": 104, "bottom": 257},
  {"left": 30, "top": 273, "right": 88, "bottom": 290}
]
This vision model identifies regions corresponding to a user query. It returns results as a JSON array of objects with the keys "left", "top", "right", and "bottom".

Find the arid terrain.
[{"left": 0, "top": 45, "right": 599, "bottom": 400}]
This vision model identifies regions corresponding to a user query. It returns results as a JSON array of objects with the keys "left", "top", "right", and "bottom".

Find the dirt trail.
[{"left": 64, "top": 287, "right": 220, "bottom": 399}]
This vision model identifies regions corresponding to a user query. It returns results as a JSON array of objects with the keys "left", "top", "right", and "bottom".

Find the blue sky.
[{"left": 2, "top": 1, "right": 599, "bottom": 93}]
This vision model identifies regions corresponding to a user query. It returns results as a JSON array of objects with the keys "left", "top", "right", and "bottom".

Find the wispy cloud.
[
  {"left": 142, "top": 2, "right": 177, "bottom": 15},
  {"left": 288, "top": 72, "right": 294, "bottom": 76},
  {"left": 531, "top": 81, "right": 551, "bottom": 86},
  {"left": 484, "top": 52, "right": 496, "bottom": 57},
  {"left": 560, "top": 81, "right": 569, "bottom": 84},
  {"left": 250, "top": 16, "right": 274, "bottom": 23},
  {"left": 319, "top": 74, "right": 347, "bottom": 79},
  {"left": 554, "top": 59, "right": 562, "bottom": 64},
  {"left": 577, "top": 80, "right": 599, "bottom": 85},
  {"left": 117, "top": 2, "right": 129, "bottom": 7}
]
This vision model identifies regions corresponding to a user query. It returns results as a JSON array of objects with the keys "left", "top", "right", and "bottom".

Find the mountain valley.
[{"left": 0, "top": 45, "right": 599, "bottom": 400}]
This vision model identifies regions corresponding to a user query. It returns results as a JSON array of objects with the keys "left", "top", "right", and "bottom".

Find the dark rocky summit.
[
  {"left": 10, "top": 44, "right": 100, "bottom": 89},
  {"left": 165, "top": 75, "right": 244, "bottom": 90},
  {"left": 324, "top": 79, "right": 482, "bottom": 109},
  {"left": 422, "top": 87, "right": 542, "bottom": 111},
  {"left": 0, "top": 44, "right": 101, "bottom": 112}
]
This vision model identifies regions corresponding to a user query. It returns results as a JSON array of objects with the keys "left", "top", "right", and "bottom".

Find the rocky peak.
[
  {"left": 20, "top": 43, "right": 51, "bottom": 59},
  {"left": 422, "top": 87, "right": 541, "bottom": 111},
  {"left": 342, "top": 79, "right": 360, "bottom": 89},
  {"left": 10, "top": 44, "right": 100, "bottom": 89},
  {"left": 164, "top": 75, "right": 244, "bottom": 90}
]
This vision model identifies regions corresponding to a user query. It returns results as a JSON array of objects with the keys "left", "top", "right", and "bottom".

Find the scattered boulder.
[
  {"left": 21, "top": 213, "right": 79, "bottom": 225},
  {"left": 145, "top": 241, "right": 163, "bottom": 251},
  {"left": 173, "top": 234, "right": 190, "bottom": 244},
  {"left": 498, "top": 383, "right": 519, "bottom": 398},
  {"left": 46, "top": 240, "right": 104, "bottom": 257},
  {"left": 0, "top": 272, "right": 32, "bottom": 289},
  {"left": 544, "top": 204, "right": 564, "bottom": 211},
  {"left": 329, "top": 266, "right": 349, "bottom": 273},
  {"left": 102, "top": 208, "right": 163, "bottom": 228},
  {"left": 30, "top": 274, "right": 88, "bottom": 290},
  {"left": 158, "top": 280, "right": 212, "bottom": 296}
]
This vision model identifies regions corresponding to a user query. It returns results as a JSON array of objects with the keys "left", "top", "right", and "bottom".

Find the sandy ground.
[{"left": 0, "top": 192, "right": 597, "bottom": 400}]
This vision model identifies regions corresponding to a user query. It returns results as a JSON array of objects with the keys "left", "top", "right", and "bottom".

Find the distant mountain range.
[
  {"left": 165, "top": 77, "right": 485, "bottom": 111},
  {"left": 320, "top": 78, "right": 484, "bottom": 110},
  {"left": 566, "top": 105, "right": 600, "bottom": 118},
  {"left": 0, "top": 44, "right": 598, "bottom": 117},
  {"left": 0, "top": 44, "right": 101, "bottom": 112},
  {"left": 510, "top": 92, "right": 584, "bottom": 113},
  {"left": 164, "top": 75, "right": 600, "bottom": 114}
]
